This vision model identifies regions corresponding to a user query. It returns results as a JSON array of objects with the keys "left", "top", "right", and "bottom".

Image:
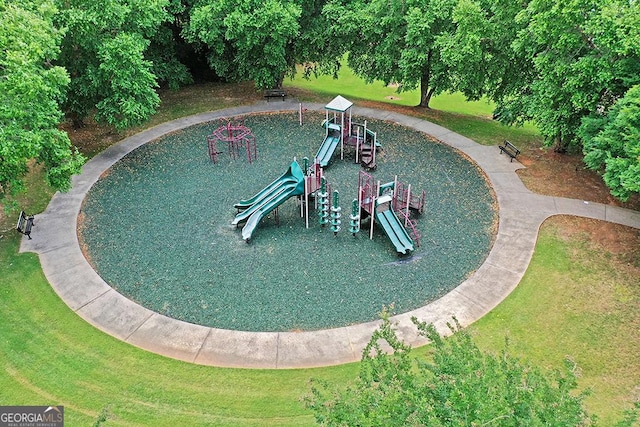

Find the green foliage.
[
  {"left": 322, "top": 0, "right": 457, "bottom": 108},
  {"left": 55, "top": 0, "right": 175, "bottom": 128},
  {"left": 500, "top": 0, "right": 640, "bottom": 150},
  {"left": 94, "top": 33, "right": 160, "bottom": 130},
  {"left": 433, "top": 0, "right": 640, "bottom": 160},
  {"left": 437, "top": 0, "right": 533, "bottom": 104},
  {"left": 0, "top": 0, "right": 84, "bottom": 198},
  {"left": 185, "top": 0, "right": 302, "bottom": 89},
  {"left": 306, "top": 315, "right": 594, "bottom": 426},
  {"left": 581, "top": 85, "right": 640, "bottom": 202},
  {"left": 146, "top": 25, "right": 193, "bottom": 90}
]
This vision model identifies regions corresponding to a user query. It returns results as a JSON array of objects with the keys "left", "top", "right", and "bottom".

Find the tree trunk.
[
  {"left": 418, "top": 51, "right": 434, "bottom": 109},
  {"left": 420, "top": 86, "right": 436, "bottom": 109}
]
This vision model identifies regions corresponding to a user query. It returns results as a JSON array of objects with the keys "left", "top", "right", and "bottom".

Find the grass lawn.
[
  {"left": 0, "top": 74, "right": 638, "bottom": 425},
  {"left": 286, "top": 68, "right": 539, "bottom": 148}
]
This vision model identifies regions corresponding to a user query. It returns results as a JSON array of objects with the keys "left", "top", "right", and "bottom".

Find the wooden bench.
[
  {"left": 16, "top": 211, "right": 35, "bottom": 239},
  {"left": 264, "top": 89, "right": 286, "bottom": 102},
  {"left": 499, "top": 140, "right": 520, "bottom": 162}
]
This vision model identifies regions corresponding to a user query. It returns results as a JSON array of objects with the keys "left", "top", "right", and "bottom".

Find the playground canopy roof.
[{"left": 325, "top": 95, "right": 353, "bottom": 112}]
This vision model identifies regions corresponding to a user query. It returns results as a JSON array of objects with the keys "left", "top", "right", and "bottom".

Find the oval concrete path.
[{"left": 20, "top": 101, "right": 640, "bottom": 369}]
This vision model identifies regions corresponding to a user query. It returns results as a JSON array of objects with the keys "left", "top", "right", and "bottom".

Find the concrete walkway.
[{"left": 21, "top": 100, "right": 640, "bottom": 369}]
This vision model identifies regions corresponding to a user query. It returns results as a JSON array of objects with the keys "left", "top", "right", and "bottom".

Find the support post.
[
  {"left": 371, "top": 181, "right": 380, "bottom": 240},
  {"left": 340, "top": 111, "right": 344, "bottom": 160},
  {"left": 405, "top": 184, "right": 411, "bottom": 227},
  {"left": 355, "top": 127, "right": 360, "bottom": 164},
  {"left": 372, "top": 131, "right": 377, "bottom": 167}
]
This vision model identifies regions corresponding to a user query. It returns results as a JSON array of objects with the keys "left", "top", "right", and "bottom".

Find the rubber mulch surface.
[{"left": 79, "top": 112, "right": 496, "bottom": 332}]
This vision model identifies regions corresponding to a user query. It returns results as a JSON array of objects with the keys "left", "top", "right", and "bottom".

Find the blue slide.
[
  {"left": 374, "top": 196, "right": 414, "bottom": 255},
  {"left": 315, "top": 135, "right": 340, "bottom": 168},
  {"left": 232, "top": 161, "right": 305, "bottom": 241}
]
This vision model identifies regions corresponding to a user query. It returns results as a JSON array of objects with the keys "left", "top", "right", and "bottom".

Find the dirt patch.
[
  {"left": 517, "top": 146, "right": 640, "bottom": 211},
  {"left": 549, "top": 216, "right": 640, "bottom": 266},
  {"left": 62, "top": 118, "right": 120, "bottom": 158}
]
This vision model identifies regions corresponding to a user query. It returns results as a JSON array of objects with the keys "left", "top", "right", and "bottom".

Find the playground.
[{"left": 79, "top": 99, "right": 497, "bottom": 332}]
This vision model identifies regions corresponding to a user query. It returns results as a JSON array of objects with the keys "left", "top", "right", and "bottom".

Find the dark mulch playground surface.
[{"left": 79, "top": 112, "right": 497, "bottom": 332}]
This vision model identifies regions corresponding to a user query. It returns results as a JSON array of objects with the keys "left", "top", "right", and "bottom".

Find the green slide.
[
  {"left": 374, "top": 196, "right": 414, "bottom": 255},
  {"left": 315, "top": 135, "right": 340, "bottom": 168},
  {"left": 234, "top": 168, "right": 296, "bottom": 211},
  {"left": 232, "top": 161, "right": 305, "bottom": 241}
]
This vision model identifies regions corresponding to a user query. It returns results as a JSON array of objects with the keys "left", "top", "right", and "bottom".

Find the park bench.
[
  {"left": 264, "top": 89, "right": 287, "bottom": 102},
  {"left": 16, "top": 211, "right": 35, "bottom": 239},
  {"left": 499, "top": 139, "right": 520, "bottom": 162}
]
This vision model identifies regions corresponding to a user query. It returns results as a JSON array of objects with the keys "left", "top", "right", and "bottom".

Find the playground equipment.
[
  {"left": 394, "top": 180, "right": 426, "bottom": 215},
  {"left": 374, "top": 190, "right": 414, "bottom": 255},
  {"left": 317, "top": 95, "right": 352, "bottom": 167},
  {"left": 207, "top": 118, "right": 257, "bottom": 163},
  {"left": 232, "top": 160, "right": 305, "bottom": 242},
  {"left": 347, "top": 120, "right": 379, "bottom": 171},
  {"left": 230, "top": 95, "right": 422, "bottom": 252},
  {"left": 357, "top": 170, "right": 424, "bottom": 254},
  {"left": 317, "top": 176, "right": 330, "bottom": 227},
  {"left": 349, "top": 199, "right": 360, "bottom": 236},
  {"left": 330, "top": 190, "right": 341, "bottom": 236},
  {"left": 315, "top": 96, "right": 381, "bottom": 170},
  {"left": 315, "top": 123, "right": 341, "bottom": 168}
]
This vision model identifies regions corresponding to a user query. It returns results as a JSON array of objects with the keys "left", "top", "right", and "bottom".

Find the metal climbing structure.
[
  {"left": 207, "top": 118, "right": 257, "bottom": 163},
  {"left": 394, "top": 180, "right": 426, "bottom": 215},
  {"left": 346, "top": 120, "right": 378, "bottom": 171}
]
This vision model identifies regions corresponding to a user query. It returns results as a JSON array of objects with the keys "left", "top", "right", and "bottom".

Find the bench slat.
[
  {"left": 264, "top": 89, "right": 286, "bottom": 101},
  {"left": 499, "top": 140, "right": 520, "bottom": 162},
  {"left": 16, "top": 211, "right": 35, "bottom": 239}
]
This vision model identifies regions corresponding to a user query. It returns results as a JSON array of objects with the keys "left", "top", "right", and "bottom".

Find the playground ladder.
[{"left": 397, "top": 209, "right": 422, "bottom": 247}]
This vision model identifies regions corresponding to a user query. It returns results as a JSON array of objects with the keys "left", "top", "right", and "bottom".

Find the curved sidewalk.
[{"left": 20, "top": 101, "right": 640, "bottom": 369}]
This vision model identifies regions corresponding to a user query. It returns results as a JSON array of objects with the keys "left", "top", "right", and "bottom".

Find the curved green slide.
[
  {"left": 374, "top": 198, "right": 414, "bottom": 255},
  {"left": 232, "top": 160, "right": 305, "bottom": 241},
  {"left": 234, "top": 167, "right": 296, "bottom": 211}
]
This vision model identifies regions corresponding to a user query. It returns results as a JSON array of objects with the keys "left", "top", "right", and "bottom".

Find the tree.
[
  {"left": 580, "top": 85, "right": 640, "bottom": 202},
  {"left": 0, "top": 0, "right": 84, "bottom": 200},
  {"left": 305, "top": 316, "right": 594, "bottom": 426},
  {"left": 321, "top": 0, "right": 458, "bottom": 108},
  {"left": 437, "top": 0, "right": 640, "bottom": 156},
  {"left": 184, "top": 0, "right": 302, "bottom": 89},
  {"left": 54, "top": 0, "right": 176, "bottom": 129},
  {"left": 145, "top": 5, "right": 194, "bottom": 91},
  {"left": 435, "top": 0, "right": 533, "bottom": 106},
  {"left": 498, "top": 0, "right": 640, "bottom": 151}
]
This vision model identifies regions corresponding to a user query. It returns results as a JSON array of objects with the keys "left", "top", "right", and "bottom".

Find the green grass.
[
  {"left": 470, "top": 218, "right": 640, "bottom": 425},
  {"left": 286, "top": 64, "right": 540, "bottom": 147},
  {"left": 0, "top": 234, "right": 357, "bottom": 425},
  {"left": 1, "top": 74, "right": 638, "bottom": 425},
  {"left": 286, "top": 64, "right": 495, "bottom": 115}
]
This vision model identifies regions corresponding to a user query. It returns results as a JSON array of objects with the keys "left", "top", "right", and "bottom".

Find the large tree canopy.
[
  {"left": 0, "top": 0, "right": 84, "bottom": 199},
  {"left": 322, "top": 0, "right": 457, "bottom": 108},
  {"left": 185, "top": 0, "right": 302, "bottom": 89},
  {"left": 3, "top": 0, "right": 638, "bottom": 201},
  {"left": 436, "top": 0, "right": 533, "bottom": 105},
  {"left": 581, "top": 85, "right": 640, "bottom": 202},
  {"left": 54, "top": 0, "right": 174, "bottom": 129},
  {"left": 430, "top": 0, "right": 639, "bottom": 200},
  {"left": 305, "top": 316, "right": 594, "bottom": 426},
  {"left": 498, "top": 0, "right": 639, "bottom": 151}
]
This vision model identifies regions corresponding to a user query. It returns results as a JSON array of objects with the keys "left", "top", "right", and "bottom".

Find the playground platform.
[{"left": 21, "top": 100, "right": 640, "bottom": 369}]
